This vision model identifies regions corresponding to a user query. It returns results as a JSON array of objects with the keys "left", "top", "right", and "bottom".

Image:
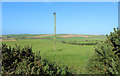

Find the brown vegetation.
[
  {"left": 26, "top": 34, "right": 53, "bottom": 38},
  {"left": 59, "top": 34, "right": 91, "bottom": 38}
]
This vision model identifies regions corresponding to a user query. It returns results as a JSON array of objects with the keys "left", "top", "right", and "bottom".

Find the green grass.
[
  {"left": 2, "top": 34, "right": 106, "bottom": 74},
  {"left": 2, "top": 39, "right": 94, "bottom": 74},
  {"left": 3, "top": 34, "right": 39, "bottom": 39}
]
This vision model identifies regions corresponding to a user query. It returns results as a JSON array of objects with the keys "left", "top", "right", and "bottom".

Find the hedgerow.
[{"left": 61, "top": 40, "right": 102, "bottom": 45}]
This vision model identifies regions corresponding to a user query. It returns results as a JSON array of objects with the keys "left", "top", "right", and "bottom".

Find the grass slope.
[
  {"left": 3, "top": 38, "right": 94, "bottom": 74},
  {"left": 2, "top": 34, "right": 106, "bottom": 74}
]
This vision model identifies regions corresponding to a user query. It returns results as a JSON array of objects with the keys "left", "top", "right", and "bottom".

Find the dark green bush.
[
  {"left": 2, "top": 44, "right": 73, "bottom": 75},
  {"left": 87, "top": 28, "right": 120, "bottom": 74},
  {"left": 62, "top": 40, "right": 101, "bottom": 45}
]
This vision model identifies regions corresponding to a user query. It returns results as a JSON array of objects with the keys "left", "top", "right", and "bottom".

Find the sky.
[{"left": 2, "top": 2, "right": 118, "bottom": 35}]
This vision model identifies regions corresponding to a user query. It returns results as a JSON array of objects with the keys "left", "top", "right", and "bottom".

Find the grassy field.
[{"left": 2, "top": 34, "right": 106, "bottom": 74}]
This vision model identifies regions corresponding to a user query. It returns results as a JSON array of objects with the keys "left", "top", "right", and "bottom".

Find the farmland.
[{"left": 2, "top": 34, "right": 106, "bottom": 74}]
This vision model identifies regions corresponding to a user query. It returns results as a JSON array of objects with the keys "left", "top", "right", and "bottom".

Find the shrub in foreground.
[
  {"left": 2, "top": 44, "right": 73, "bottom": 75},
  {"left": 87, "top": 28, "right": 120, "bottom": 74}
]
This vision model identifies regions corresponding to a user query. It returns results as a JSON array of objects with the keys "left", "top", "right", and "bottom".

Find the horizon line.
[{"left": 1, "top": 33, "right": 105, "bottom": 35}]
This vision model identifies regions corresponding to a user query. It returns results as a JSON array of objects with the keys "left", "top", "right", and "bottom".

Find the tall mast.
[{"left": 53, "top": 13, "right": 56, "bottom": 51}]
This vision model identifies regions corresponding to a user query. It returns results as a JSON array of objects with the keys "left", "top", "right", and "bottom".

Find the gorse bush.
[
  {"left": 2, "top": 44, "right": 73, "bottom": 75},
  {"left": 87, "top": 28, "right": 120, "bottom": 74}
]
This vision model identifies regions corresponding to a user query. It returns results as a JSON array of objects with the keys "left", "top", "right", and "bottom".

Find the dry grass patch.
[
  {"left": 27, "top": 34, "right": 53, "bottom": 38},
  {"left": 59, "top": 34, "right": 91, "bottom": 38}
]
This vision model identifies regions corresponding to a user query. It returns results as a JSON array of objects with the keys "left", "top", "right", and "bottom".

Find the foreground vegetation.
[
  {"left": 2, "top": 44, "right": 73, "bottom": 75},
  {"left": 87, "top": 28, "right": 120, "bottom": 74}
]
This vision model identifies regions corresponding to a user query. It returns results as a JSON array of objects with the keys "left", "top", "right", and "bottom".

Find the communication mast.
[{"left": 53, "top": 13, "right": 56, "bottom": 51}]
